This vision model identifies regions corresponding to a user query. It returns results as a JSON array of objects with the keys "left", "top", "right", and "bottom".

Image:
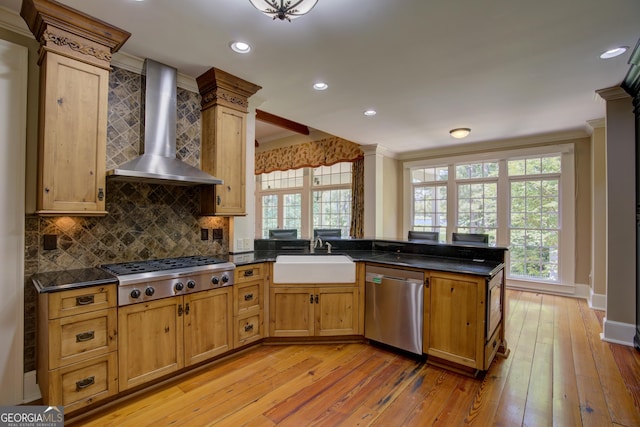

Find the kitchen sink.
[{"left": 273, "top": 254, "right": 356, "bottom": 283}]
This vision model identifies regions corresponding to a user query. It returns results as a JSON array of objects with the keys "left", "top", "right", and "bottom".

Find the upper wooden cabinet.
[
  {"left": 197, "top": 67, "right": 261, "bottom": 216},
  {"left": 21, "top": 0, "right": 130, "bottom": 216}
]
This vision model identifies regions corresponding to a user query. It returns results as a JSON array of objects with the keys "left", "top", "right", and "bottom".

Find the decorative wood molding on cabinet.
[
  {"left": 20, "top": 0, "right": 130, "bottom": 216},
  {"left": 197, "top": 67, "right": 261, "bottom": 216}
]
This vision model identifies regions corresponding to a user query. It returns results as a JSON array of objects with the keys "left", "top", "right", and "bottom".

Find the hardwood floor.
[{"left": 70, "top": 290, "right": 640, "bottom": 426}]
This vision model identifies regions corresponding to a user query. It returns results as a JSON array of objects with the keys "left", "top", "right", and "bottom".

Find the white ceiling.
[{"left": 1, "top": 0, "right": 638, "bottom": 154}]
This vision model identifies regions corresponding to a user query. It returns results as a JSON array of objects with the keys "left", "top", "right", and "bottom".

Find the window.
[
  {"left": 455, "top": 161, "right": 498, "bottom": 244},
  {"left": 256, "top": 162, "right": 352, "bottom": 239},
  {"left": 508, "top": 156, "right": 561, "bottom": 281},
  {"left": 407, "top": 146, "right": 574, "bottom": 287},
  {"left": 257, "top": 169, "right": 303, "bottom": 239},
  {"left": 411, "top": 167, "right": 447, "bottom": 241}
]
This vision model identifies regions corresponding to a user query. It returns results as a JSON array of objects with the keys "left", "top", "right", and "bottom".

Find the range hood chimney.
[{"left": 107, "top": 59, "right": 223, "bottom": 186}]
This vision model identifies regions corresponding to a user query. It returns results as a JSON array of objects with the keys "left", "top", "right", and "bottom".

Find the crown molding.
[
  {"left": 0, "top": 5, "right": 32, "bottom": 38},
  {"left": 596, "top": 85, "right": 631, "bottom": 101},
  {"left": 106, "top": 51, "right": 200, "bottom": 93},
  {"left": 0, "top": 6, "right": 199, "bottom": 93},
  {"left": 587, "top": 118, "right": 605, "bottom": 130},
  {"left": 398, "top": 129, "right": 590, "bottom": 161}
]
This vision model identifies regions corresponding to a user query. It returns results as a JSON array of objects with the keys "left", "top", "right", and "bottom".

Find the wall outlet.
[
  {"left": 43, "top": 234, "right": 57, "bottom": 250},
  {"left": 200, "top": 228, "right": 209, "bottom": 241},
  {"left": 236, "top": 238, "right": 244, "bottom": 251},
  {"left": 212, "top": 228, "right": 223, "bottom": 240},
  {"left": 243, "top": 238, "right": 252, "bottom": 250}
]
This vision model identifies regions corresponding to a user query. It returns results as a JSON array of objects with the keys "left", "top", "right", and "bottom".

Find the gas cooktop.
[{"left": 101, "top": 255, "right": 227, "bottom": 276}]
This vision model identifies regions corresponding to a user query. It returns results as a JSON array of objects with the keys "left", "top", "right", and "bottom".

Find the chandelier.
[{"left": 249, "top": 0, "right": 319, "bottom": 22}]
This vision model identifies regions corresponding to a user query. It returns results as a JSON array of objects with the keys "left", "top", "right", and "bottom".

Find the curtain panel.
[{"left": 255, "top": 136, "right": 364, "bottom": 174}]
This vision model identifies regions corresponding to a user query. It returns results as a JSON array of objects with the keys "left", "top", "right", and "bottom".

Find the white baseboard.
[
  {"left": 601, "top": 317, "right": 635, "bottom": 347},
  {"left": 588, "top": 288, "right": 606, "bottom": 311},
  {"left": 23, "top": 370, "right": 41, "bottom": 403}
]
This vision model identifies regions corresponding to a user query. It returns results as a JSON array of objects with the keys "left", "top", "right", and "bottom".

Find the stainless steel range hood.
[{"left": 107, "top": 59, "right": 223, "bottom": 186}]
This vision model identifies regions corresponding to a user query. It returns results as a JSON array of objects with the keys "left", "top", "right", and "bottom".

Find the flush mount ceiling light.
[
  {"left": 449, "top": 128, "right": 471, "bottom": 139},
  {"left": 313, "top": 82, "right": 328, "bottom": 91},
  {"left": 249, "top": 0, "right": 319, "bottom": 21},
  {"left": 363, "top": 109, "right": 377, "bottom": 116},
  {"left": 230, "top": 41, "right": 251, "bottom": 54},
  {"left": 599, "top": 46, "right": 628, "bottom": 59}
]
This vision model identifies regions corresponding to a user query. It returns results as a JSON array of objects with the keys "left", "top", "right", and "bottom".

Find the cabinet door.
[
  {"left": 184, "top": 288, "right": 233, "bottom": 366},
  {"left": 269, "top": 287, "right": 314, "bottom": 337},
  {"left": 118, "top": 298, "right": 184, "bottom": 390},
  {"left": 39, "top": 52, "right": 108, "bottom": 214},
  {"left": 424, "top": 272, "right": 485, "bottom": 369},
  {"left": 315, "top": 287, "right": 358, "bottom": 336},
  {"left": 201, "top": 105, "right": 247, "bottom": 215}
]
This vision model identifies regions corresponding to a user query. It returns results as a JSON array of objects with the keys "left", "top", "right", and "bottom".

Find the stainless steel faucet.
[{"left": 310, "top": 236, "right": 324, "bottom": 253}]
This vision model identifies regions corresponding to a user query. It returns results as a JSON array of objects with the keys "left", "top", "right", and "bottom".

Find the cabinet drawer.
[
  {"left": 49, "top": 308, "right": 117, "bottom": 369},
  {"left": 48, "top": 285, "right": 116, "bottom": 319},
  {"left": 235, "top": 264, "right": 264, "bottom": 283},
  {"left": 235, "top": 281, "right": 262, "bottom": 315},
  {"left": 235, "top": 312, "right": 262, "bottom": 347},
  {"left": 49, "top": 352, "right": 118, "bottom": 413}
]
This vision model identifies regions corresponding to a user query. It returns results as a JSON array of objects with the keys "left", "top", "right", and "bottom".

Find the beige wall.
[
  {"left": 604, "top": 95, "right": 636, "bottom": 325},
  {"left": 591, "top": 124, "right": 607, "bottom": 296},
  {"left": 574, "top": 137, "right": 592, "bottom": 286},
  {"left": 382, "top": 155, "right": 402, "bottom": 239}
]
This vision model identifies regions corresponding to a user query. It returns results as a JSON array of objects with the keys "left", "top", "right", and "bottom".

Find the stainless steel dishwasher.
[{"left": 365, "top": 265, "right": 424, "bottom": 355}]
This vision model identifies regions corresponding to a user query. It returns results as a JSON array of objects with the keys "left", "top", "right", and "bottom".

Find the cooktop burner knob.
[
  {"left": 145, "top": 287, "right": 155, "bottom": 297},
  {"left": 130, "top": 289, "right": 141, "bottom": 299},
  {"left": 175, "top": 282, "right": 184, "bottom": 291},
  {"left": 221, "top": 274, "right": 230, "bottom": 284},
  {"left": 187, "top": 280, "right": 196, "bottom": 289},
  {"left": 211, "top": 276, "right": 220, "bottom": 285}
]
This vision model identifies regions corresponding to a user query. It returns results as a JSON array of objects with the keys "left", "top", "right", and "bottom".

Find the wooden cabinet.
[
  {"left": 118, "top": 288, "right": 232, "bottom": 391},
  {"left": 269, "top": 284, "right": 358, "bottom": 337},
  {"left": 117, "top": 297, "right": 183, "bottom": 391},
  {"left": 423, "top": 270, "right": 504, "bottom": 373},
  {"left": 184, "top": 288, "right": 233, "bottom": 365},
  {"left": 21, "top": 0, "right": 129, "bottom": 216},
  {"left": 233, "top": 263, "right": 266, "bottom": 347},
  {"left": 197, "top": 67, "right": 261, "bottom": 216},
  {"left": 37, "top": 52, "right": 109, "bottom": 214},
  {"left": 37, "top": 285, "right": 118, "bottom": 413}
]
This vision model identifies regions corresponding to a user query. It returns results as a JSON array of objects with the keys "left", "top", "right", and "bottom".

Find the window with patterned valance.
[{"left": 255, "top": 137, "right": 365, "bottom": 238}]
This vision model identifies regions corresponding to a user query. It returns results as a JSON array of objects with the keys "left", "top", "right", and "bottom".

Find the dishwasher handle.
[{"left": 365, "top": 273, "right": 423, "bottom": 286}]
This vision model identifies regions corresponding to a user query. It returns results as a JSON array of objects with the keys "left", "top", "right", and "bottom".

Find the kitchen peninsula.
[{"left": 32, "top": 237, "right": 508, "bottom": 415}]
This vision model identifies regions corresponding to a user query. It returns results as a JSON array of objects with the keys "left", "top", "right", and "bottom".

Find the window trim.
[{"left": 403, "top": 143, "right": 575, "bottom": 289}]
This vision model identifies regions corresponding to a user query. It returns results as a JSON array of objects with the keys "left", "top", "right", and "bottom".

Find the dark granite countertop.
[
  {"left": 32, "top": 268, "right": 117, "bottom": 293},
  {"left": 230, "top": 249, "right": 503, "bottom": 278},
  {"left": 34, "top": 240, "right": 505, "bottom": 293}
]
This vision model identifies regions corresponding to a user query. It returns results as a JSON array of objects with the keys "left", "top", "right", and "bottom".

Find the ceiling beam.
[{"left": 256, "top": 109, "right": 310, "bottom": 135}]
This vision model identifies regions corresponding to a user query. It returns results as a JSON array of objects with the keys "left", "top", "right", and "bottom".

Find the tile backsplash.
[{"left": 23, "top": 66, "right": 227, "bottom": 372}]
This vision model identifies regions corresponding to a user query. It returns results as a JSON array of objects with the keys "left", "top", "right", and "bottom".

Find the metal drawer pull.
[
  {"left": 76, "top": 295, "right": 94, "bottom": 306},
  {"left": 76, "top": 331, "right": 95, "bottom": 342},
  {"left": 243, "top": 270, "right": 254, "bottom": 277},
  {"left": 76, "top": 376, "right": 95, "bottom": 391},
  {"left": 244, "top": 293, "right": 254, "bottom": 301},
  {"left": 244, "top": 323, "right": 254, "bottom": 332}
]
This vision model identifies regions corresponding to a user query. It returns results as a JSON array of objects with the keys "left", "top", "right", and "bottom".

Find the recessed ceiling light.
[
  {"left": 313, "top": 82, "right": 328, "bottom": 91},
  {"left": 449, "top": 128, "right": 471, "bottom": 139},
  {"left": 600, "top": 46, "right": 628, "bottom": 59},
  {"left": 230, "top": 41, "right": 251, "bottom": 54},
  {"left": 363, "top": 109, "right": 377, "bottom": 116}
]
